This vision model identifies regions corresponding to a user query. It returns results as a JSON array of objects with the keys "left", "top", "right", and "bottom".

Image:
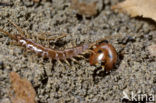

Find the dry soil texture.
[{"left": 0, "top": 0, "right": 156, "bottom": 103}]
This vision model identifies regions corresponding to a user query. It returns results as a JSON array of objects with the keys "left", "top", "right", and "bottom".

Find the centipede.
[{"left": 0, "top": 21, "right": 117, "bottom": 71}]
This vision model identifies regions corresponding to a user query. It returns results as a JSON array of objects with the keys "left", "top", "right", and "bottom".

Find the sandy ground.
[{"left": 0, "top": 0, "right": 156, "bottom": 103}]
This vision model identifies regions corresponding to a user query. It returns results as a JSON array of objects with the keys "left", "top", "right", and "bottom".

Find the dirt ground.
[{"left": 0, "top": 0, "right": 155, "bottom": 103}]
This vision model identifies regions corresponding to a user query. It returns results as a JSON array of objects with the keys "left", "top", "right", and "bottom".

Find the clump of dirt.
[
  {"left": 9, "top": 72, "right": 37, "bottom": 103},
  {"left": 0, "top": 0, "right": 155, "bottom": 103},
  {"left": 71, "top": 0, "right": 98, "bottom": 17}
]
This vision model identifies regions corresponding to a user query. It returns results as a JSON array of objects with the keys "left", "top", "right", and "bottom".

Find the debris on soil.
[
  {"left": 148, "top": 44, "right": 156, "bottom": 56},
  {"left": 71, "top": 0, "right": 97, "bottom": 17},
  {"left": 112, "top": 0, "right": 156, "bottom": 21},
  {"left": 9, "top": 72, "right": 37, "bottom": 103}
]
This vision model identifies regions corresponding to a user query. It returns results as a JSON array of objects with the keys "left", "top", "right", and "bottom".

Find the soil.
[{"left": 0, "top": 0, "right": 155, "bottom": 103}]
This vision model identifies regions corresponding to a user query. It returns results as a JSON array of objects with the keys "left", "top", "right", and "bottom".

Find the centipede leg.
[
  {"left": 82, "top": 50, "right": 95, "bottom": 55},
  {"left": 48, "top": 33, "right": 68, "bottom": 41},
  {"left": 32, "top": 36, "right": 36, "bottom": 41},
  {"left": 9, "top": 20, "right": 31, "bottom": 39},
  {"left": 71, "top": 58, "right": 79, "bottom": 64},
  {"left": 37, "top": 32, "right": 69, "bottom": 47},
  {"left": 57, "top": 59, "right": 64, "bottom": 67},
  {"left": 8, "top": 20, "right": 25, "bottom": 36},
  {"left": 101, "top": 65, "right": 105, "bottom": 70},
  {"left": 64, "top": 59, "right": 70, "bottom": 66},
  {"left": 49, "top": 58, "right": 53, "bottom": 63},
  {"left": 57, "top": 33, "right": 69, "bottom": 40},
  {"left": 71, "top": 40, "right": 77, "bottom": 47},
  {"left": 10, "top": 41, "right": 17, "bottom": 46},
  {"left": 25, "top": 29, "right": 31, "bottom": 39},
  {"left": 76, "top": 55, "right": 86, "bottom": 59}
]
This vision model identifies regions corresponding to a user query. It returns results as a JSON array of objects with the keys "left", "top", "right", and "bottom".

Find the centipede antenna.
[
  {"left": 8, "top": 19, "right": 25, "bottom": 36},
  {"left": 0, "top": 28, "right": 17, "bottom": 40}
]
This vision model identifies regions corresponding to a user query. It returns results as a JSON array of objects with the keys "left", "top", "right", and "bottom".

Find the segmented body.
[
  {"left": 1, "top": 32, "right": 91, "bottom": 60},
  {"left": 0, "top": 24, "right": 117, "bottom": 71}
]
